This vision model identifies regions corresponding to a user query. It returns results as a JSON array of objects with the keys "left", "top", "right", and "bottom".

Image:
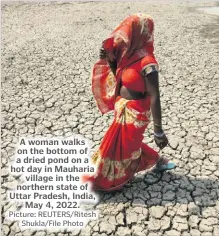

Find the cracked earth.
[{"left": 1, "top": 1, "right": 219, "bottom": 236}]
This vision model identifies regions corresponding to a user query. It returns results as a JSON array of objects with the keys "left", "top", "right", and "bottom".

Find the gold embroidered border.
[
  {"left": 115, "top": 98, "right": 151, "bottom": 128},
  {"left": 91, "top": 149, "right": 141, "bottom": 181}
]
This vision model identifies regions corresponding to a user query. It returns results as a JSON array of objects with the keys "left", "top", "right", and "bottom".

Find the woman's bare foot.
[{"left": 152, "top": 156, "right": 176, "bottom": 173}]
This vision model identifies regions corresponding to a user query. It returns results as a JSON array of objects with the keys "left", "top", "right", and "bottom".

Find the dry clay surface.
[{"left": 1, "top": 1, "right": 219, "bottom": 236}]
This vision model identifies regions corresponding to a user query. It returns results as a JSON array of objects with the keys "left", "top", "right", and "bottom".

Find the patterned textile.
[
  {"left": 84, "top": 14, "right": 160, "bottom": 191},
  {"left": 92, "top": 13, "right": 157, "bottom": 114},
  {"left": 83, "top": 97, "right": 159, "bottom": 191}
]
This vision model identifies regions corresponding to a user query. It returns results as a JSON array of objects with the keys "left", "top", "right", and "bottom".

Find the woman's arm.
[
  {"left": 145, "top": 71, "right": 162, "bottom": 133},
  {"left": 144, "top": 71, "right": 168, "bottom": 149},
  {"left": 108, "top": 60, "right": 117, "bottom": 76}
]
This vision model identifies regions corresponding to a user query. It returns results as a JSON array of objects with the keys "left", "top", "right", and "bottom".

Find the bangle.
[
  {"left": 154, "top": 132, "right": 165, "bottom": 137},
  {"left": 154, "top": 123, "right": 162, "bottom": 128}
]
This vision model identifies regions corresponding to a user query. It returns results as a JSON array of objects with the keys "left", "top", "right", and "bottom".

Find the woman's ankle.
[{"left": 157, "top": 156, "right": 169, "bottom": 166}]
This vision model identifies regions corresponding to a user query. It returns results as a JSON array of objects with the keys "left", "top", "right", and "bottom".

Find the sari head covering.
[{"left": 92, "top": 13, "right": 156, "bottom": 114}]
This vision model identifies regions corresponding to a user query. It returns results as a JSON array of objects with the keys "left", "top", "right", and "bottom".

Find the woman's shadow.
[{"left": 94, "top": 170, "right": 219, "bottom": 210}]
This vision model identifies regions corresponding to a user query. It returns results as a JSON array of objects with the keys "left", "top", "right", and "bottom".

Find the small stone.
[
  {"left": 132, "top": 198, "right": 145, "bottom": 206},
  {"left": 126, "top": 209, "right": 138, "bottom": 224},
  {"left": 2, "top": 225, "right": 10, "bottom": 235},
  {"left": 201, "top": 233, "right": 213, "bottom": 236},
  {"left": 172, "top": 216, "right": 188, "bottom": 231},
  {"left": 35, "top": 232, "right": 46, "bottom": 236},
  {"left": 213, "top": 226, "right": 219, "bottom": 236},
  {"left": 30, "top": 112, "right": 41, "bottom": 119},
  {"left": 188, "top": 202, "right": 200, "bottom": 215},
  {"left": 1, "top": 168, "right": 9, "bottom": 177},
  {"left": 53, "top": 130, "right": 64, "bottom": 136},
  {"left": 190, "top": 229, "right": 201, "bottom": 236},
  {"left": 45, "top": 101, "right": 53, "bottom": 108},
  {"left": 206, "top": 218, "right": 218, "bottom": 225},
  {"left": 17, "top": 112, "right": 27, "bottom": 119},
  {"left": 205, "top": 132, "right": 214, "bottom": 141},
  {"left": 161, "top": 216, "right": 171, "bottom": 230},
  {"left": 42, "top": 120, "right": 52, "bottom": 128},
  {"left": 201, "top": 126, "right": 209, "bottom": 133},
  {"left": 115, "top": 226, "right": 132, "bottom": 236},
  {"left": 133, "top": 206, "right": 144, "bottom": 214},
  {"left": 147, "top": 218, "right": 161, "bottom": 231},
  {"left": 178, "top": 130, "right": 187, "bottom": 138},
  {"left": 35, "top": 125, "right": 45, "bottom": 134},
  {"left": 22, "top": 230, "right": 34, "bottom": 236},
  {"left": 99, "top": 221, "right": 114, "bottom": 234},
  {"left": 181, "top": 232, "right": 190, "bottom": 236},
  {"left": 37, "top": 105, "right": 46, "bottom": 112},
  {"left": 80, "top": 225, "right": 92, "bottom": 236},
  {"left": 209, "top": 155, "right": 219, "bottom": 163},
  {"left": 163, "top": 190, "right": 175, "bottom": 201},
  {"left": 149, "top": 206, "right": 167, "bottom": 219},
  {"left": 202, "top": 207, "right": 218, "bottom": 218},
  {"left": 131, "top": 225, "right": 144, "bottom": 236},
  {"left": 148, "top": 232, "right": 162, "bottom": 236},
  {"left": 61, "top": 104, "right": 74, "bottom": 111},
  {"left": 116, "top": 212, "right": 124, "bottom": 225},
  {"left": 189, "top": 215, "right": 200, "bottom": 228},
  {"left": 26, "top": 117, "right": 35, "bottom": 123},
  {"left": 169, "top": 139, "right": 179, "bottom": 149},
  {"left": 199, "top": 219, "right": 214, "bottom": 232},
  {"left": 167, "top": 209, "right": 175, "bottom": 217},
  {"left": 176, "top": 204, "right": 188, "bottom": 217},
  {"left": 164, "top": 230, "right": 181, "bottom": 236},
  {"left": 210, "top": 148, "right": 219, "bottom": 155}
]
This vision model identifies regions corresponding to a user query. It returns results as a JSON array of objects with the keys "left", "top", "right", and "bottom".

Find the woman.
[{"left": 84, "top": 13, "right": 175, "bottom": 192}]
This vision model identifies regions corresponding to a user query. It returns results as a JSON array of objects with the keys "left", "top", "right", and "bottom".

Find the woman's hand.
[
  {"left": 99, "top": 47, "right": 108, "bottom": 59},
  {"left": 154, "top": 132, "right": 169, "bottom": 149},
  {"left": 99, "top": 47, "right": 117, "bottom": 76}
]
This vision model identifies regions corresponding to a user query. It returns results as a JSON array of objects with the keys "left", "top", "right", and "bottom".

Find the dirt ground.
[{"left": 1, "top": 1, "right": 219, "bottom": 235}]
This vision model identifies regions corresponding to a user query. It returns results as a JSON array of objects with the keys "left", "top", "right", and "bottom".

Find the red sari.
[{"left": 84, "top": 14, "right": 160, "bottom": 191}]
